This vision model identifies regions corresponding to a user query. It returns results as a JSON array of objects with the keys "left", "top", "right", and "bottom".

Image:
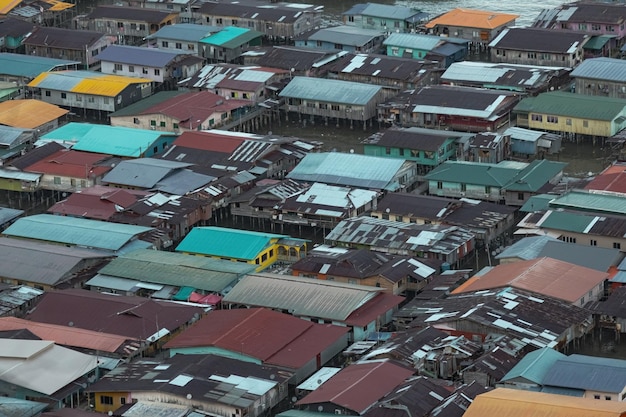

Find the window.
[
  {"left": 518, "top": 192, "right": 524, "bottom": 200},
  {"left": 91, "top": 49, "right": 99, "bottom": 57},
  {"left": 583, "top": 120, "right": 589, "bottom": 128},
  {"left": 566, "top": 118, "right": 572, "bottom": 126},
  {"left": 188, "top": 43, "right": 195, "bottom": 50},
  {"left": 121, "top": 398, "right": 126, "bottom": 405},
  {"left": 306, "top": 102, "right": 316, "bottom": 108},
  {"left": 117, "top": 22, "right": 124, "bottom": 29},
  {"left": 437, "top": 181, "right": 442, "bottom": 189},
  {"left": 485, "top": 186, "right": 491, "bottom": 194},
  {"left": 76, "top": 95, "right": 82, "bottom": 102},
  {"left": 348, "top": 16, "right": 354, "bottom": 22},
  {"left": 391, "top": 47, "right": 399, "bottom": 56},
  {"left": 216, "top": 18, "right": 223, "bottom": 24},
  {"left": 607, "top": 25, "right": 615, "bottom": 32},
  {"left": 128, "top": 65, "right": 134, "bottom": 73},
  {"left": 175, "top": 42, "right": 182, "bottom": 49},
  {"left": 143, "top": 67, "right": 148, "bottom": 74},
  {"left": 591, "top": 239, "right": 597, "bottom": 246},
  {"left": 61, "top": 93, "right": 67, "bottom": 99},
  {"left": 150, "top": 120, "right": 156, "bottom": 126},
  {"left": 269, "top": 249, "right": 274, "bottom": 257},
  {"left": 173, "top": 123, "right": 179, "bottom": 129},
  {"left": 578, "top": 24, "right": 587, "bottom": 30},
  {"left": 232, "top": 19, "right": 238, "bottom": 26},
  {"left": 399, "top": 148, "right": 405, "bottom": 156},
  {"left": 531, "top": 114, "right": 543, "bottom": 122},
  {"left": 45, "top": 90, "right": 51, "bottom": 97},
  {"left": 160, "top": 121, "right": 166, "bottom": 127},
  {"left": 130, "top": 23, "right": 137, "bottom": 30},
  {"left": 527, "top": 52, "right": 536, "bottom": 59},
  {"left": 100, "top": 396, "right": 113, "bottom": 405},
  {"left": 319, "top": 103, "right": 328, "bottom": 109},
  {"left": 605, "top": 396, "right": 612, "bottom": 401},
  {"left": 331, "top": 104, "right": 340, "bottom": 111},
  {"left": 547, "top": 115, "right": 558, "bottom": 123},
  {"left": 114, "top": 63, "right": 123, "bottom": 71},
  {"left": 154, "top": 69, "right": 160, "bottom": 76},
  {"left": 591, "top": 24, "right": 601, "bottom": 31},
  {"left": 614, "top": 242, "right": 621, "bottom": 249},
  {"left": 162, "top": 41, "right": 169, "bottom": 47},
  {"left": 139, "top": 24, "right": 146, "bottom": 31},
  {"left": 385, "top": 147, "right": 391, "bottom": 155},
  {"left": 395, "top": 215, "right": 402, "bottom": 222},
  {"left": 71, "top": 179, "right": 76, "bottom": 186},
  {"left": 461, "top": 183, "right": 466, "bottom": 192},
  {"left": 153, "top": 146, "right": 158, "bottom": 153},
  {"left": 261, "top": 253, "right": 268, "bottom": 262}
]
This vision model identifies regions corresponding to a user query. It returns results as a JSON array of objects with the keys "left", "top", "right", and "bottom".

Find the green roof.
[
  {"left": 514, "top": 91, "right": 626, "bottom": 121},
  {"left": 501, "top": 347, "right": 566, "bottom": 384},
  {"left": 201, "top": 26, "right": 263, "bottom": 48},
  {"left": 520, "top": 194, "right": 555, "bottom": 212},
  {"left": 539, "top": 210, "right": 594, "bottom": 233},
  {"left": 504, "top": 160, "right": 567, "bottom": 192},
  {"left": 109, "top": 90, "right": 185, "bottom": 117},
  {"left": 175, "top": 227, "right": 288, "bottom": 260},
  {"left": 425, "top": 161, "right": 521, "bottom": 187},
  {"left": 583, "top": 35, "right": 613, "bottom": 50},
  {"left": 549, "top": 189, "right": 626, "bottom": 216},
  {"left": 98, "top": 249, "right": 254, "bottom": 292}
]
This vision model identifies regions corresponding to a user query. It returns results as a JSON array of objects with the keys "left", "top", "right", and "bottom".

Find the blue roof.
[
  {"left": 543, "top": 354, "right": 626, "bottom": 393},
  {"left": 496, "top": 236, "right": 560, "bottom": 261},
  {"left": 97, "top": 45, "right": 183, "bottom": 67},
  {"left": 500, "top": 347, "right": 566, "bottom": 384},
  {"left": 0, "top": 53, "right": 80, "bottom": 78},
  {"left": 570, "top": 57, "right": 626, "bottom": 83},
  {"left": 2, "top": 214, "right": 153, "bottom": 251},
  {"left": 41, "top": 123, "right": 175, "bottom": 157},
  {"left": 146, "top": 23, "right": 219, "bottom": 42},
  {"left": 176, "top": 226, "right": 287, "bottom": 260}
]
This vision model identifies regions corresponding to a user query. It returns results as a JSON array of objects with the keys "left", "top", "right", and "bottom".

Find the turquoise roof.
[
  {"left": 40, "top": 123, "right": 175, "bottom": 157},
  {"left": 0, "top": 53, "right": 80, "bottom": 78},
  {"left": 501, "top": 347, "right": 566, "bottom": 384},
  {"left": 175, "top": 227, "right": 288, "bottom": 260},
  {"left": 201, "top": 26, "right": 263, "bottom": 48},
  {"left": 520, "top": 194, "right": 555, "bottom": 212},
  {"left": 549, "top": 189, "right": 626, "bottom": 216},
  {"left": 173, "top": 286, "right": 194, "bottom": 301},
  {"left": 2, "top": 214, "right": 152, "bottom": 251},
  {"left": 539, "top": 210, "right": 594, "bottom": 233}
]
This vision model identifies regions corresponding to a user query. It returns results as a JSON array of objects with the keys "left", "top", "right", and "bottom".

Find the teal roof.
[
  {"left": 425, "top": 160, "right": 565, "bottom": 192},
  {"left": 520, "top": 194, "right": 556, "bottom": 212},
  {"left": 496, "top": 235, "right": 559, "bottom": 261},
  {"left": 175, "top": 227, "right": 288, "bottom": 260},
  {"left": 201, "top": 26, "right": 263, "bottom": 48},
  {"left": 549, "top": 189, "right": 626, "bottom": 216},
  {"left": 40, "top": 123, "right": 175, "bottom": 157},
  {"left": 583, "top": 35, "right": 613, "bottom": 50},
  {"left": 514, "top": 91, "right": 626, "bottom": 121},
  {"left": 279, "top": 77, "right": 382, "bottom": 106},
  {"left": 173, "top": 286, "right": 194, "bottom": 301},
  {"left": 500, "top": 347, "right": 566, "bottom": 384},
  {"left": 0, "top": 53, "right": 80, "bottom": 78},
  {"left": 98, "top": 249, "right": 254, "bottom": 292},
  {"left": 2, "top": 214, "right": 152, "bottom": 251},
  {"left": 539, "top": 210, "right": 594, "bottom": 233}
]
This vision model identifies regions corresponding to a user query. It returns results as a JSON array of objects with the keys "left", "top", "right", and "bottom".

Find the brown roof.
[
  {"left": 0, "top": 99, "right": 68, "bottom": 129},
  {"left": 26, "top": 289, "right": 203, "bottom": 340},
  {"left": 585, "top": 163, "right": 626, "bottom": 194},
  {"left": 452, "top": 257, "right": 608, "bottom": 303},
  {"left": 172, "top": 130, "right": 246, "bottom": 153},
  {"left": 24, "top": 149, "right": 113, "bottom": 178},
  {"left": 0, "top": 316, "right": 140, "bottom": 355},
  {"left": 296, "top": 361, "right": 415, "bottom": 414},
  {"left": 48, "top": 186, "right": 147, "bottom": 220},
  {"left": 164, "top": 307, "right": 348, "bottom": 369}
]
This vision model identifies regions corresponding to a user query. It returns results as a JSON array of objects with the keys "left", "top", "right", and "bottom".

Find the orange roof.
[
  {"left": 0, "top": 0, "right": 21, "bottom": 14},
  {"left": 0, "top": 316, "right": 140, "bottom": 354},
  {"left": 451, "top": 257, "right": 608, "bottom": 303},
  {"left": 0, "top": 99, "right": 68, "bottom": 129},
  {"left": 465, "top": 388, "right": 626, "bottom": 417},
  {"left": 425, "top": 8, "right": 518, "bottom": 30}
]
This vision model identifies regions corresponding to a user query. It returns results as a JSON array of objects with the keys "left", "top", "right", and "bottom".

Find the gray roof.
[
  {"left": 343, "top": 3, "right": 426, "bottom": 21},
  {"left": 0, "top": 207, "right": 23, "bottom": 226},
  {"left": 287, "top": 152, "right": 406, "bottom": 189},
  {"left": 23, "top": 26, "right": 108, "bottom": 50},
  {"left": 384, "top": 33, "right": 443, "bottom": 50},
  {"left": 496, "top": 236, "right": 560, "bottom": 261},
  {"left": 304, "top": 26, "right": 384, "bottom": 46},
  {"left": 154, "top": 169, "right": 216, "bottom": 195},
  {"left": 570, "top": 57, "right": 626, "bottom": 83},
  {"left": 489, "top": 27, "right": 588, "bottom": 53},
  {"left": 279, "top": 76, "right": 382, "bottom": 106},
  {"left": 543, "top": 354, "right": 626, "bottom": 393},
  {"left": 95, "top": 248, "right": 254, "bottom": 293},
  {"left": 2, "top": 214, "right": 153, "bottom": 251},
  {"left": 146, "top": 23, "right": 219, "bottom": 42},
  {"left": 0, "top": 125, "right": 28, "bottom": 147},
  {"left": 537, "top": 240, "right": 623, "bottom": 272},
  {"left": 102, "top": 158, "right": 192, "bottom": 188},
  {"left": 0, "top": 236, "right": 110, "bottom": 286},
  {"left": 222, "top": 273, "right": 383, "bottom": 322},
  {"left": 442, "top": 62, "right": 568, "bottom": 90},
  {"left": 0, "top": 53, "right": 81, "bottom": 78},
  {"left": 96, "top": 45, "right": 184, "bottom": 67}
]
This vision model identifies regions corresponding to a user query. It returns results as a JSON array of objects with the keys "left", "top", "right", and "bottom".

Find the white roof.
[{"left": 0, "top": 339, "right": 98, "bottom": 395}]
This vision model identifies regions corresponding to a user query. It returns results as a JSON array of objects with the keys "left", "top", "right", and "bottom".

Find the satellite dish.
[
  {"left": 318, "top": 406, "right": 324, "bottom": 412},
  {"left": 291, "top": 396, "right": 297, "bottom": 403},
  {"left": 68, "top": 321, "right": 74, "bottom": 327},
  {"left": 187, "top": 393, "right": 192, "bottom": 400}
]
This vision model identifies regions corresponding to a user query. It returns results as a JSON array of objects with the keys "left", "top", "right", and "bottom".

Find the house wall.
[
  {"left": 490, "top": 47, "right": 582, "bottom": 67},
  {"left": 37, "top": 173, "right": 97, "bottom": 192},
  {"left": 217, "top": 85, "right": 265, "bottom": 102},
  {"left": 296, "top": 36, "right": 384, "bottom": 54},
  {"left": 574, "top": 77, "right": 626, "bottom": 100},
  {"left": 583, "top": 388, "right": 626, "bottom": 402},
  {"left": 25, "top": 36, "right": 114, "bottom": 69},
  {"left": 131, "top": 391, "right": 252, "bottom": 417},
  {"left": 0, "top": 177, "right": 39, "bottom": 192},
  {"left": 170, "top": 346, "right": 262, "bottom": 364},
  {"left": 558, "top": 21, "right": 626, "bottom": 43},
  {"left": 363, "top": 139, "right": 456, "bottom": 167},
  {"left": 110, "top": 112, "right": 227, "bottom": 132},
  {"left": 510, "top": 138, "right": 538, "bottom": 156},
  {"left": 428, "top": 180, "right": 503, "bottom": 203},
  {"left": 429, "top": 25, "right": 507, "bottom": 43},
  {"left": 101, "top": 61, "right": 166, "bottom": 83},
  {"left": 516, "top": 111, "right": 626, "bottom": 138},
  {"left": 85, "top": 14, "right": 179, "bottom": 45},
  {"left": 292, "top": 270, "right": 399, "bottom": 294},
  {"left": 386, "top": 44, "right": 431, "bottom": 59},
  {"left": 157, "top": 37, "right": 200, "bottom": 55},
  {"left": 202, "top": 11, "right": 320, "bottom": 38}
]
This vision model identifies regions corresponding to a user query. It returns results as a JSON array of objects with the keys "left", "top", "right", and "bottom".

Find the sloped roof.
[
  {"left": 0, "top": 236, "right": 110, "bottom": 286},
  {"left": 175, "top": 227, "right": 288, "bottom": 260},
  {"left": 279, "top": 76, "right": 382, "bottom": 106},
  {"left": 303, "top": 26, "right": 384, "bottom": 47},
  {"left": 500, "top": 347, "right": 566, "bottom": 384},
  {"left": 28, "top": 71, "right": 152, "bottom": 97},
  {"left": 47, "top": 186, "right": 148, "bottom": 220},
  {"left": 296, "top": 361, "right": 414, "bottom": 414},
  {"left": 464, "top": 388, "right": 626, "bottom": 417},
  {"left": 0, "top": 99, "right": 68, "bottom": 129},
  {"left": 537, "top": 240, "right": 623, "bottom": 272},
  {"left": 514, "top": 91, "right": 626, "bottom": 121},
  {"left": 97, "top": 44, "right": 184, "bottom": 67},
  {"left": 0, "top": 53, "right": 81, "bottom": 78},
  {"left": 223, "top": 273, "right": 384, "bottom": 322},
  {"left": 496, "top": 236, "right": 560, "bottom": 261},
  {"left": 2, "top": 214, "right": 153, "bottom": 251},
  {"left": 287, "top": 152, "right": 405, "bottom": 189},
  {"left": 343, "top": 3, "right": 427, "bottom": 22},
  {"left": 201, "top": 26, "right": 263, "bottom": 48},
  {"left": 97, "top": 249, "right": 254, "bottom": 293},
  {"left": 489, "top": 27, "right": 588, "bottom": 53},
  {"left": 23, "top": 149, "right": 112, "bottom": 178},
  {"left": 164, "top": 308, "right": 348, "bottom": 369},
  {"left": 23, "top": 26, "right": 108, "bottom": 50},
  {"left": 571, "top": 57, "right": 626, "bottom": 83},
  {"left": 198, "top": 0, "right": 320, "bottom": 24},
  {"left": 0, "top": 339, "right": 98, "bottom": 396},
  {"left": 585, "top": 163, "right": 626, "bottom": 194},
  {"left": 146, "top": 23, "right": 218, "bottom": 42},
  {"left": 453, "top": 257, "right": 608, "bottom": 303},
  {"left": 543, "top": 354, "right": 626, "bottom": 393},
  {"left": 87, "top": 5, "right": 176, "bottom": 23},
  {"left": 101, "top": 158, "right": 191, "bottom": 188},
  {"left": 425, "top": 8, "right": 518, "bottom": 30},
  {"left": 549, "top": 189, "right": 626, "bottom": 216},
  {"left": 255, "top": 46, "right": 336, "bottom": 71}
]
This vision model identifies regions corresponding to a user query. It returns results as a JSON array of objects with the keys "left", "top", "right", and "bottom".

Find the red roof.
[
  {"left": 345, "top": 293, "right": 405, "bottom": 327},
  {"left": 48, "top": 187, "right": 146, "bottom": 219},
  {"left": 164, "top": 308, "right": 349, "bottom": 369},
  {"left": 24, "top": 149, "right": 112, "bottom": 178},
  {"left": 296, "top": 361, "right": 415, "bottom": 414},
  {"left": 585, "top": 163, "right": 626, "bottom": 194},
  {"left": 172, "top": 131, "right": 246, "bottom": 152}
]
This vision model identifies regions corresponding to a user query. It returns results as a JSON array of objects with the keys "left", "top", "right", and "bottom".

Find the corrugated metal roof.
[
  {"left": 538, "top": 210, "right": 594, "bottom": 233},
  {"left": 97, "top": 44, "right": 184, "bottom": 67},
  {"left": 307, "top": 26, "right": 384, "bottom": 46},
  {"left": 287, "top": 152, "right": 404, "bottom": 189},
  {"left": 0, "top": 99, "right": 68, "bottom": 129},
  {"left": 3, "top": 214, "right": 153, "bottom": 251},
  {"left": 28, "top": 70, "right": 152, "bottom": 97},
  {"left": 465, "top": 388, "right": 626, "bottom": 417},
  {"left": 514, "top": 91, "right": 626, "bottom": 121},
  {"left": 496, "top": 236, "right": 559, "bottom": 261},
  {"left": 425, "top": 8, "right": 518, "bottom": 30},
  {"left": 175, "top": 227, "right": 287, "bottom": 260},
  {"left": 146, "top": 23, "right": 218, "bottom": 42},
  {"left": 102, "top": 158, "right": 191, "bottom": 188},
  {"left": 0, "top": 0, "right": 20, "bottom": 14},
  {"left": 384, "top": 33, "right": 442, "bottom": 50},
  {"left": 0, "top": 53, "right": 80, "bottom": 78},
  {"left": 279, "top": 76, "right": 381, "bottom": 105},
  {"left": 549, "top": 189, "right": 626, "bottom": 216},
  {"left": 0, "top": 167, "right": 41, "bottom": 182},
  {"left": 347, "top": 3, "right": 425, "bottom": 21},
  {"left": 222, "top": 273, "right": 382, "bottom": 321},
  {"left": 201, "top": 26, "right": 263, "bottom": 48}
]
